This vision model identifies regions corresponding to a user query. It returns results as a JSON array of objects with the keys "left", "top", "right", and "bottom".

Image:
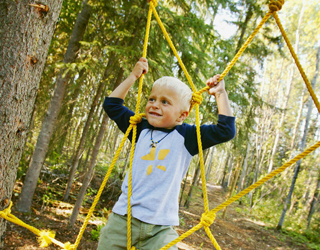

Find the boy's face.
[{"left": 145, "top": 84, "right": 188, "bottom": 129}]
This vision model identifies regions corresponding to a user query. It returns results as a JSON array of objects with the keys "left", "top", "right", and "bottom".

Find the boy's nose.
[{"left": 151, "top": 102, "right": 159, "bottom": 109}]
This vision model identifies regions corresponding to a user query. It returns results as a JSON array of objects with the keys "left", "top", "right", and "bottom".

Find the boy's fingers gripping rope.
[
  {"left": 147, "top": 0, "right": 157, "bottom": 7},
  {"left": 269, "top": 0, "right": 284, "bottom": 12},
  {"left": 200, "top": 212, "right": 216, "bottom": 228},
  {"left": 129, "top": 113, "right": 146, "bottom": 125}
]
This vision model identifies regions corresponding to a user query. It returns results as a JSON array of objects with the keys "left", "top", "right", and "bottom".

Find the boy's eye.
[
  {"left": 149, "top": 98, "right": 155, "bottom": 102},
  {"left": 162, "top": 100, "right": 169, "bottom": 104}
]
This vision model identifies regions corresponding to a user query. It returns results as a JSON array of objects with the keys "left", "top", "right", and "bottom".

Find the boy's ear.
[{"left": 177, "top": 111, "right": 189, "bottom": 122}]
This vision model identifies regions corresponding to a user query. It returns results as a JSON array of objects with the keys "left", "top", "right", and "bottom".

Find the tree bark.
[
  {"left": 16, "top": 1, "right": 92, "bottom": 212},
  {"left": 0, "top": 0, "right": 63, "bottom": 244}
]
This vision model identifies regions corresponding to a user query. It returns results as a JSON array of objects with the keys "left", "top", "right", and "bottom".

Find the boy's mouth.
[{"left": 149, "top": 111, "right": 161, "bottom": 116}]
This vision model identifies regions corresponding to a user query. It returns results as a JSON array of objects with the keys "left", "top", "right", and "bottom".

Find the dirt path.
[
  {"left": 176, "top": 184, "right": 311, "bottom": 250},
  {"left": 2, "top": 182, "right": 311, "bottom": 250}
]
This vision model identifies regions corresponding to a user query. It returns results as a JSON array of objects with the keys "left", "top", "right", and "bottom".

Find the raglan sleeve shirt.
[{"left": 103, "top": 97, "right": 236, "bottom": 226}]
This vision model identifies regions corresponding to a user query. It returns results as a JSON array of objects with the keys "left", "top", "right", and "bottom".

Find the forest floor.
[{"left": 3, "top": 179, "right": 313, "bottom": 250}]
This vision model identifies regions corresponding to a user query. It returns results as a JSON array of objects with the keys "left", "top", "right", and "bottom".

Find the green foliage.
[{"left": 91, "top": 224, "right": 105, "bottom": 241}]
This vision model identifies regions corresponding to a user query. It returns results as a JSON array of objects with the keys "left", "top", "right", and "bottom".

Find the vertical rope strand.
[
  {"left": 127, "top": 5, "right": 153, "bottom": 249},
  {"left": 134, "top": 5, "right": 153, "bottom": 114},
  {"left": 273, "top": 12, "right": 320, "bottom": 114},
  {"left": 127, "top": 125, "right": 138, "bottom": 250},
  {"left": 149, "top": 2, "right": 197, "bottom": 93},
  {"left": 73, "top": 125, "right": 134, "bottom": 249},
  {"left": 195, "top": 104, "right": 209, "bottom": 213},
  {"left": 204, "top": 227, "right": 221, "bottom": 250}
]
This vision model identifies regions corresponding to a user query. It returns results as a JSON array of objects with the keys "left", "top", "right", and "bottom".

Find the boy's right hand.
[{"left": 131, "top": 57, "right": 148, "bottom": 79}]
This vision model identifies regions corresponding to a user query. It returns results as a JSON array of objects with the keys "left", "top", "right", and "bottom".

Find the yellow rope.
[
  {"left": 160, "top": 140, "right": 320, "bottom": 249},
  {"left": 149, "top": 2, "right": 197, "bottom": 93},
  {"left": 273, "top": 12, "right": 320, "bottom": 114},
  {"left": 3, "top": 1, "right": 319, "bottom": 250}
]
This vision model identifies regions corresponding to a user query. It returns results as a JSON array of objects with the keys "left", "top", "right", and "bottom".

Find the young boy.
[{"left": 98, "top": 57, "right": 235, "bottom": 250}]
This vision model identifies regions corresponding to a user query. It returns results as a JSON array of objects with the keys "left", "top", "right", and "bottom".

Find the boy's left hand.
[{"left": 206, "top": 74, "right": 226, "bottom": 97}]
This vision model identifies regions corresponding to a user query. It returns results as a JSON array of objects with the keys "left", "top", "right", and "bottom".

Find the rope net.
[{"left": 1, "top": 0, "right": 320, "bottom": 249}]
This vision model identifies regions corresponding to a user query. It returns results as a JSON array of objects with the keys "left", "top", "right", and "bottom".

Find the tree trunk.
[
  {"left": 215, "top": 150, "right": 226, "bottom": 185},
  {"left": 16, "top": 1, "right": 92, "bottom": 212},
  {"left": 289, "top": 91, "right": 306, "bottom": 158},
  {"left": 235, "top": 2, "right": 254, "bottom": 53},
  {"left": 205, "top": 147, "right": 215, "bottom": 182},
  {"left": 268, "top": 1, "right": 305, "bottom": 174},
  {"left": 307, "top": 172, "right": 320, "bottom": 229},
  {"left": 226, "top": 155, "right": 234, "bottom": 188},
  {"left": 184, "top": 162, "right": 201, "bottom": 209},
  {"left": 69, "top": 64, "right": 126, "bottom": 225},
  {"left": 277, "top": 42, "right": 319, "bottom": 231},
  {"left": 237, "top": 140, "right": 251, "bottom": 205},
  {"left": 63, "top": 56, "right": 116, "bottom": 201},
  {"left": 69, "top": 114, "right": 109, "bottom": 226},
  {"left": 220, "top": 153, "right": 231, "bottom": 188},
  {"left": 0, "top": 0, "right": 63, "bottom": 244},
  {"left": 222, "top": 161, "right": 241, "bottom": 218}
]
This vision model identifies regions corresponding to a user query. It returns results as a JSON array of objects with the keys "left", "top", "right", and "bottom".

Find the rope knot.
[
  {"left": 191, "top": 92, "right": 203, "bottom": 106},
  {"left": 200, "top": 212, "right": 216, "bottom": 227},
  {"left": 148, "top": 0, "right": 158, "bottom": 7},
  {"left": 129, "top": 113, "right": 145, "bottom": 125},
  {"left": 38, "top": 230, "right": 55, "bottom": 247},
  {"left": 0, "top": 201, "right": 12, "bottom": 217},
  {"left": 63, "top": 242, "right": 75, "bottom": 250},
  {"left": 269, "top": 0, "right": 284, "bottom": 12}
]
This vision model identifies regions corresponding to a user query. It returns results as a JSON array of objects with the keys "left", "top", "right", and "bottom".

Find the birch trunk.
[
  {"left": 16, "top": 1, "right": 92, "bottom": 212},
  {"left": 0, "top": 0, "right": 63, "bottom": 244},
  {"left": 268, "top": 2, "right": 305, "bottom": 174},
  {"left": 277, "top": 43, "right": 319, "bottom": 230},
  {"left": 289, "top": 91, "right": 306, "bottom": 158}
]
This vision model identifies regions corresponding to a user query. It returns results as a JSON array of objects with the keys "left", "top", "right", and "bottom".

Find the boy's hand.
[
  {"left": 131, "top": 57, "right": 148, "bottom": 80},
  {"left": 206, "top": 74, "right": 226, "bottom": 97}
]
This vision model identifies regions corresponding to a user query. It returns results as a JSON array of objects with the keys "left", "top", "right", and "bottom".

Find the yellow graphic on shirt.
[
  {"left": 147, "top": 165, "right": 153, "bottom": 175},
  {"left": 158, "top": 149, "right": 170, "bottom": 160},
  {"left": 141, "top": 148, "right": 170, "bottom": 175},
  {"left": 141, "top": 147, "right": 156, "bottom": 161},
  {"left": 157, "top": 165, "right": 166, "bottom": 171}
]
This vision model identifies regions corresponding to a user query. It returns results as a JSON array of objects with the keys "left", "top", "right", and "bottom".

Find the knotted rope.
[
  {"left": 3, "top": 1, "right": 319, "bottom": 250},
  {"left": 269, "top": 0, "right": 284, "bottom": 12}
]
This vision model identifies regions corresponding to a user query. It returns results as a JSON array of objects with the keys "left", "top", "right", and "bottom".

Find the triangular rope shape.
[{"left": 1, "top": 1, "right": 320, "bottom": 249}]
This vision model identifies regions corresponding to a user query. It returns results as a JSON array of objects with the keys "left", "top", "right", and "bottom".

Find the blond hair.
[{"left": 153, "top": 76, "right": 192, "bottom": 112}]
